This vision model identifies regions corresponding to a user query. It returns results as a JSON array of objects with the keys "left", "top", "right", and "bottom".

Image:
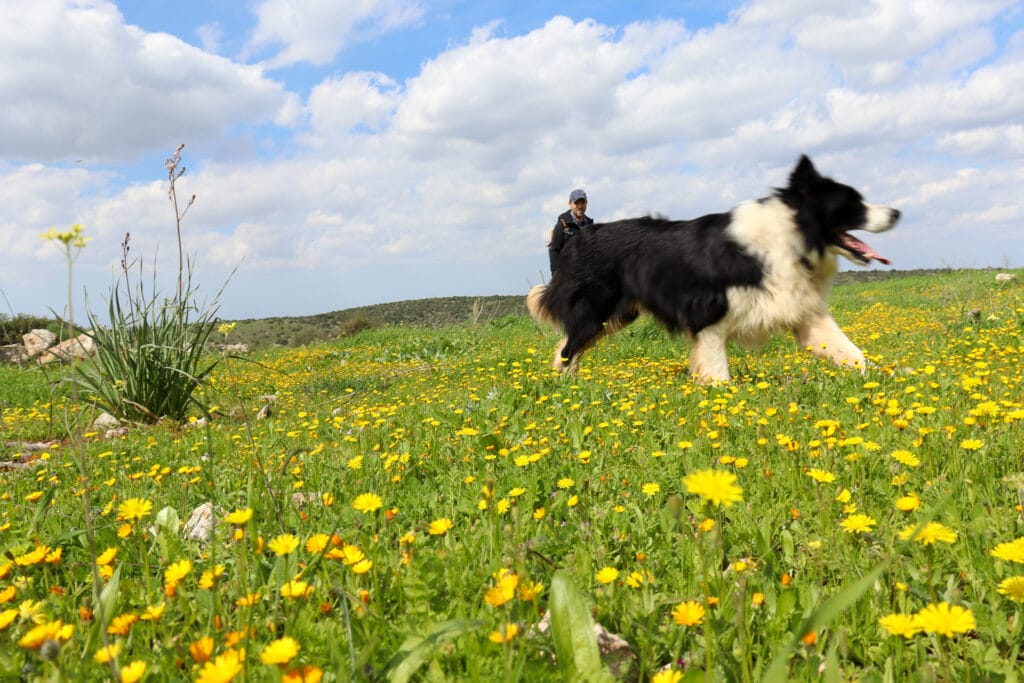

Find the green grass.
[{"left": 0, "top": 269, "right": 1023, "bottom": 681}]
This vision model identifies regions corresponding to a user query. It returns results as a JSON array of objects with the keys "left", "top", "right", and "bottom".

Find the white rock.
[
  {"left": 22, "top": 329, "right": 56, "bottom": 357},
  {"left": 93, "top": 412, "right": 120, "bottom": 430},
  {"left": 37, "top": 332, "right": 95, "bottom": 364},
  {"left": 183, "top": 502, "right": 215, "bottom": 542}
]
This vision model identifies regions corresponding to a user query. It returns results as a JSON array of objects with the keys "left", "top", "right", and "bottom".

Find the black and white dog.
[{"left": 527, "top": 156, "right": 900, "bottom": 382}]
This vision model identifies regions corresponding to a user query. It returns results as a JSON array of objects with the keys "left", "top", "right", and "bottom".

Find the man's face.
[{"left": 570, "top": 199, "right": 587, "bottom": 220}]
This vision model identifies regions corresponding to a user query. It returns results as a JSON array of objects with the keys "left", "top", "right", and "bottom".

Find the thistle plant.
[{"left": 70, "top": 145, "right": 224, "bottom": 423}]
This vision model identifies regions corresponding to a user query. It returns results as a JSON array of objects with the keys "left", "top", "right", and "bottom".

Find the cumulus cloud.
[
  {"left": 197, "top": 22, "right": 224, "bottom": 54},
  {"left": 937, "top": 124, "right": 1024, "bottom": 157},
  {"left": 300, "top": 72, "right": 402, "bottom": 149},
  {"left": 0, "top": 0, "right": 295, "bottom": 163},
  {"left": 244, "top": 0, "right": 425, "bottom": 68},
  {"left": 787, "top": 0, "right": 1012, "bottom": 62}
]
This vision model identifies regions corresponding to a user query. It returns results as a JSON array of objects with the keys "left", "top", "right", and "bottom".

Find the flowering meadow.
[{"left": 1, "top": 269, "right": 1023, "bottom": 682}]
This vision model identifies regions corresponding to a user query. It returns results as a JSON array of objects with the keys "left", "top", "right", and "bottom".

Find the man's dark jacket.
[{"left": 548, "top": 210, "right": 593, "bottom": 275}]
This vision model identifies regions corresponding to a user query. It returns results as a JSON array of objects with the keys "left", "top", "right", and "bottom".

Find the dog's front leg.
[
  {"left": 689, "top": 328, "right": 731, "bottom": 383},
  {"left": 794, "top": 314, "right": 866, "bottom": 372},
  {"left": 552, "top": 336, "right": 584, "bottom": 374}
]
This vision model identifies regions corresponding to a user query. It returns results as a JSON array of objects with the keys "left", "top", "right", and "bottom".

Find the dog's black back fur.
[{"left": 540, "top": 212, "right": 764, "bottom": 361}]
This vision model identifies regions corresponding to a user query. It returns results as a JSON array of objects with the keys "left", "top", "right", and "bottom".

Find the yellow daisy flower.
[
  {"left": 683, "top": 469, "right": 743, "bottom": 507},
  {"left": 897, "top": 522, "right": 957, "bottom": 546},
  {"left": 488, "top": 623, "right": 519, "bottom": 644},
  {"left": 260, "top": 636, "right": 300, "bottom": 666},
  {"left": 117, "top": 498, "right": 153, "bottom": 522},
  {"left": 672, "top": 600, "right": 705, "bottom": 627},
  {"left": 878, "top": 613, "right": 919, "bottom": 638},
  {"left": 352, "top": 493, "right": 383, "bottom": 513},
  {"left": 428, "top": 518, "right": 453, "bottom": 536},
  {"left": 223, "top": 508, "right": 253, "bottom": 526},
  {"left": 195, "top": 650, "right": 243, "bottom": 683},
  {"left": 913, "top": 602, "right": 976, "bottom": 637},
  {"left": 839, "top": 514, "right": 876, "bottom": 534}
]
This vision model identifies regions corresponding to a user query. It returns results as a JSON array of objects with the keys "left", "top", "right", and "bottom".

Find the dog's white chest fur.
[{"left": 720, "top": 198, "right": 833, "bottom": 347}]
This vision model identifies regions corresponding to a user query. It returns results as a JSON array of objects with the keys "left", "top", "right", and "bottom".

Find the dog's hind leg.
[
  {"left": 689, "top": 327, "right": 731, "bottom": 383},
  {"left": 794, "top": 313, "right": 866, "bottom": 372}
]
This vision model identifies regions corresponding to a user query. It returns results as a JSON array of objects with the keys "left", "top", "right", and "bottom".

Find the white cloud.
[
  {"left": 391, "top": 17, "right": 653, "bottom": 158},
  {"left": 300, "top": 72, "right": 401, "bottom": 148},
  {"left": 244, "top": 0, "right": 425, "bottom": 68},
  {"left": 788, "top": 0, "right": 1012, "bottom": 62},
  {"left": 937, "top": 124, "right": 1024, "bottom": 157},
  {"left": 0, "top": 0, "right": 295, "bottom": 163},
  {"left": 197, "top": 22, "right": 224, "bottom": 54}
]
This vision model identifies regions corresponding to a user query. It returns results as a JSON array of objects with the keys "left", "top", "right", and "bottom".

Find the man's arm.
[{"left": 548, "top": 220, "right": 565, "bottom": 274}]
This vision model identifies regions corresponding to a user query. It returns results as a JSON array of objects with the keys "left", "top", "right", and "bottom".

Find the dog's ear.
[{"left": 789, "top": 155, "right": 820, "bottom": 192}]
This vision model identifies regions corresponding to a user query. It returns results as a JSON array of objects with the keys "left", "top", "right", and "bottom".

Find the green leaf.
[
  {"left": 30, "top": 484, "right": 57, "bottom": 533},
  {"left": 385, "top": 619, "right": 484, "bottom": 683},
  {"left": 153, "top": 506, "right": 180, "bottom": 537},
  {"left": 775, "top": 588, "right": 798, "bottom": 624},
  {"left": 98, "top": 563, "right": 121, "bottom": 627},
  {"left": 762, "top": 563, "right": 887, "bottom": 683},
  {"left": 477, "top": 433, "right": 503, "bottom": 453},
  {"left": 549, "top": 571, "right": 614, "bottom": 683},
  {"left": 780, "top": 529, "right": 794, "bottom": 563},
  {"left": 681, "top": 667, "right": 707, "bottom": 683},
  {"left": 823, "top": 637, "right": 841, "bottom": 683}
]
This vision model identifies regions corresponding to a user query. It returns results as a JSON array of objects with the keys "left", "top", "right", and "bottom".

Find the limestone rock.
[
  {"left": 93, "top": 412, "right": 120, "bottom": 430},
  {"left": 22, "top": 329, "right": 56, "bottom": 357},
  {"left": 37, "top": 332, "right": 95, "bottom": 364},
  {"left": 183, "top": 502, "right": 215, "bottom": 542}
]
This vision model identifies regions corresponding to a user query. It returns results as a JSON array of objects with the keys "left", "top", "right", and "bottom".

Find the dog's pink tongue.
[{"left": 842, "top": 233, "right": 890, "bottom": 265}]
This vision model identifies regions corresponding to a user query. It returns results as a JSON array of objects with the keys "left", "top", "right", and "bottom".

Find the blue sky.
[{"left": 2, "top": 1, "right": 1023, "bottom": 321}]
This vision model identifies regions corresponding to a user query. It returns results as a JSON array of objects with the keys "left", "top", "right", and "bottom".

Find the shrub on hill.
[{"left": 0, "top": 313, "right": 60, "bottom": 346}]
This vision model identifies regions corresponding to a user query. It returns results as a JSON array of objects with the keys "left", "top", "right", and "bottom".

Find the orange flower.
[
  {"left": 283, "top": 665, "right": 324, "bottom": 683},
  {"left": 15, "top": 545, "right": 50, "bottom": 567},
  {"left": 107, "top": 612, "right": 139, "bottom": 636},
  {"left": 191, "top": 636, "right": 215, "bottom": 663}
]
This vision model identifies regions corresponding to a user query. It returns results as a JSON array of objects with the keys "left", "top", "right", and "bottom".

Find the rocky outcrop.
[
  {"left": 23, "top": 329, "right": 57, "bottom": 357},
  {"left": 37, "top": 332, "right": 95, "bottom": 365},
  {"left": 1, "top": 328, "right": 98, "bottom": 365}
]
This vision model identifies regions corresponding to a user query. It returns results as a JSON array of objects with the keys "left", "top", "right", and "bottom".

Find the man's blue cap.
[{"left": 569, "top": 189, "right": 587, "bottom": 202}]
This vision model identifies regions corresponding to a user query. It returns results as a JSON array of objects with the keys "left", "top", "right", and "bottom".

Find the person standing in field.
[{"left": 548, "top": 188, "right": 593, "bottom": 277}]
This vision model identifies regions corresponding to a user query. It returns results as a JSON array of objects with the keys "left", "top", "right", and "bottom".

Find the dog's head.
[{"left": 782, "top": 155, "right": 900, "bottom": 266}]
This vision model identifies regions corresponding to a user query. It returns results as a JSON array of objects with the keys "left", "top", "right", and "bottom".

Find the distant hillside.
[
  {"left": 225, "top": 267, "right": 991, "bottom": 348},
  {"left": 228, "top": 295, "right": 527, "bottom": 347}
]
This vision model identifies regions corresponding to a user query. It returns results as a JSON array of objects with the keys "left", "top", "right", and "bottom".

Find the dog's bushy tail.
[{"left": 526, "top": 284, "right": 560, "bottom": 330}]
